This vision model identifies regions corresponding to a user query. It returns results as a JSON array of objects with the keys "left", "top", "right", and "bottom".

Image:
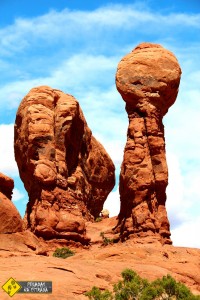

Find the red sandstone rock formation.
[
  {"left": 0, "top": 172, "right": 23, "bottom": 233},
  {"left": 115, "top": 43, "right": 181, "bottom": 244},
  {"left": 14, "top": 86, "right": 115, "bottom": 244}
]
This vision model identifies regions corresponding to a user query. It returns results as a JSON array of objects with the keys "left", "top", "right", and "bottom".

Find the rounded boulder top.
[{"left": 116, "top": 42, "right": 182, "bottom": 115}]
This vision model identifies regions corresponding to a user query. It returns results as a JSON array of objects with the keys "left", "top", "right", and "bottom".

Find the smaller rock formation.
[
  {"left": 115, "top": 43, "right": 181, "bottom": 244},
  {"left": 0, "top": 172, "right": 14, "bottom": 199},
  {"left": 100, "top": 209, "right": 109, "bottom": 219},
  {"left": 14, "top": 86, "right": 115, "bottom": 244},
  {"left": 0, "top": 172, "right": 23, "bottom": 233}
]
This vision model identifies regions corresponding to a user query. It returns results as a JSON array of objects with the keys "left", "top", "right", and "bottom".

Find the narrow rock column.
[{"left": 116, "top": 43, "right": 181, "bottom": 244}]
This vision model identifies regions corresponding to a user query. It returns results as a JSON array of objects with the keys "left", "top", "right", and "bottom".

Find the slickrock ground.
[
  {"left": 0, "top": 173, "right": 23, "bottom": 233},
  {"left": 0, "top": 217, "right": 199, "bottom": 300},
  {"left": 14, "top": 86, "right": 115, "bottom": 244},
  {"left": 115, "top": 43, "right": 181, "bottom": 244}
]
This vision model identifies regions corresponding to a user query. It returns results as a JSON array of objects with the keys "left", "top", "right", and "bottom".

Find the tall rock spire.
[{"left": 115, "top": 43, "right": 181, "bottom": 244}]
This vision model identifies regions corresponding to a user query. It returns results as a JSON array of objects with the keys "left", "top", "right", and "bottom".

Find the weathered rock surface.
[
  {"left": 0, "top": 218, "right": 199, "bottom": 300},
  {"left": 115, "top": 43, "right": 181, "bottom": 244},
  {"left": 0, "top": 172, "right": 14, "bottom": 199},
  {"left": 0, "top": 173, "right": 23, "bottom": 233},
  {"left": 14, "top": 86, "right": 115, "bottom": 243}
]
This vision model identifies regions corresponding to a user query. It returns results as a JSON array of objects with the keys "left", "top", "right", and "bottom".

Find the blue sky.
[{"left": 0, "top": 0, "right": 200, "bottom": 248}]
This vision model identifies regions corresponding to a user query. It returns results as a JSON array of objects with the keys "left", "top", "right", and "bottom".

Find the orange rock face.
[
  {"left": 116, "top": 43, "right": 181, "bottom": 244},
  {"left": 14, "top": 86, "right": 115, "bottom": 244},
  {"left": 0, "top": 172, "right": 23, "bottom": 233}
]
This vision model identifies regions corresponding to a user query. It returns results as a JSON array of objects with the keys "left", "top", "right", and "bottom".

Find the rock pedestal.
[
  {"left": 14, "top": 86, "right": 115, "bottom": 244},
  {"left": 115, "top": 43, "right": 181, "bottom": 244}
]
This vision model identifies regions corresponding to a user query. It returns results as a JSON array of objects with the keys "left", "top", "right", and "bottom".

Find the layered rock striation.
[
  {"left": 115, "top": 43, "right": 181, "bottom": 244},
  {"left": 14, "top": 86, "right": 115, "bottom": 243},
  {"left": 0, "top": 172, "right": 23, "bottom": 233}
]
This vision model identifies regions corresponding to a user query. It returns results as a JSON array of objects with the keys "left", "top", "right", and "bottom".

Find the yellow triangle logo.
[{"left": 2, "top": 277, "right": 21, "bottom": 297}]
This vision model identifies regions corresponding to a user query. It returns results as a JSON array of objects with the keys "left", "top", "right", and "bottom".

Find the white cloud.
[
  {"left": 171, "top": 217, "right": 200, "bottom": 248},
  {"left": 166, "top": 153, "right": 189, "bottom": 229},
  {"left": 101, "top": 138, "right": 126, "bottom": 172},
  {"left": 0, "top": 5, "right": 199, "bottom": 56},
  {"left": 104, "top": 189, "right": 120, "bottom": 217},
  {"left": 0, "top": 124, "right": 19, "bottom": 176},
  {"left": 164, "top": 93, "right": 200, "bottom": 162},
  {"left": 165, "top": 151, "right": 200, "bottom": 248},
  {"left": 0, "top": 54, "right": 119, "bottom": 110},
  {"left": 183, "top": 170, "right": 200, "bottom": 210},
  {"left": 12, "top": 188, "right": 25, "bottom": 202}
]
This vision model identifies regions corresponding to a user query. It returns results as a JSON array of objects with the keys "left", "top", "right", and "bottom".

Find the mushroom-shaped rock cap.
[{"left": 116, "top": 43, "right": 181, "bottom": 115}]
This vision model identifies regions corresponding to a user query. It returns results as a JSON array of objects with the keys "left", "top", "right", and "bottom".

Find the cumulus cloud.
[
  {"left": 171, "top": 217, "right": 200, "bottom": 248},
  {"left": 0, "top": 54, "right": 119, "bottom": 110},
  {"left": 104, "top": 189, "right": 120, "bottom": 217},
  {"left": 12, "top": 188, "right": 25, "bottom": 202},
  {"left": 166, "top": 153, "right": 188, "bottom": 229},
  {"left": 0, "top": 124, "right": 18, "bottom": 176},
  {"left": 0, "top": 5, "right": 200, "bottom": 56}
]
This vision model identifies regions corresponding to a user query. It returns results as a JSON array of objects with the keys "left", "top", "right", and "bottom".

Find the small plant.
[
  {"left": 85, "top": 286, "right": 113, "bottom": 300},
  {"left": 95, "top": 217, "right": 103, "bottom": 222},
  {"left": 52, "top": 247, "right": 75, "bottom": 259},
  {"left": 85, "top": 269, "right": 200, "bottom": 300},
  {"left": 100, "top": 232, "right": 114, "bottom": 246}
]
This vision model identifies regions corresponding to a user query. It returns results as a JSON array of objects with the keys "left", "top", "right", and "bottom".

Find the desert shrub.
[
  {"left": 152, "top": 275, "right": 199, "bottom": 300},
  {"left": 121, "top": 269, "right": 137, "bottom": 282},
  {"left": 100, "top": 232, "right": 114, "bottom": 246},
  {"left": 85, "top": 286, "right": 113, "bottom": 300},
  {"left": 139, "top": 285, "right": 163, "bottom": 300},
  {"left": 114, "top": 280, "right": 139, "bottom": 299},
  {"left": 160, "top": 274, "right": 177, "bottom": 296},
  {"left": 114, "top": 269, "right": 149, "bottom": 300},
  {"left": 52, "top": 247, "right": 75, "bottom": 259},
  {"left": 85, "top": 269, "right": 200, "bottom": 300}
]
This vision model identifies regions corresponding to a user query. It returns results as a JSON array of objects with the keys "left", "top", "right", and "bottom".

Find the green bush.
[
  {"left": 85, "top": 269, "right": 200, "bottom": 300},
  {"left": 85, "top": 286, "right": 113, "bottom": 300},
  {"left": 114, "top": 280, "right": 139, "bottom": 300},
  {"left": 114, "top": 269, "right": 149, "bottom": 300},
  {"left": 121, "top": 269, "right": 137, "bottom": 282},
  {"left": 139, "top": 285, "right": 163, "bottom": 300},
  {"left": 152, "top": 275, "right": 199, "bottom": 300},
  {"left": 52, "top": 247, "right": 75, "bottom": 259}
]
